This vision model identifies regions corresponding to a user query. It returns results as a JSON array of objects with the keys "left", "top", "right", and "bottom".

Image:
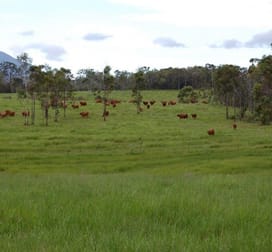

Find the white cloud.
[
  {"left": 110, "top": 0, "right": 272, "bottom": 27},
  {"left": 153, "top": 37, "right": 185, "bottom": 48},
  {"left": 245, "top": 30, "right": 272, "bottom": 48},
  {"left": 83, "top": 33, "right": 113, "bottom": 41},
  {"left": 22, "top": 44, "right": 67, "bottom": 61},
  {"left": 210, "top": 29, "right": 272, "bottom": 49},
  {"left": 1, "top": 0, "right": 272, "bottom": 73},
  {"left": 19, "top": 30, "right": 35, "bottom": 36}
]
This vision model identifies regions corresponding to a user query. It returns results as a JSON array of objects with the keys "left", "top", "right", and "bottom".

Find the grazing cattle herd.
[
  {"left": 0, "top": 109, "right": 15, "bottom": 118},
  {"left": 0, "top": 97, "right": 238, "bottom": 135}
]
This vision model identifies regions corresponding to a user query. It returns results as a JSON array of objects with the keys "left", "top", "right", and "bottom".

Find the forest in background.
[{"left": 0, "top": 51, "right": 272, "bottom": 124}]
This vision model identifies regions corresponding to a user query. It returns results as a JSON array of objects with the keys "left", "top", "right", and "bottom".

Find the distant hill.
[{"left": 0, "top": 51, "right": 19, "bottom": 66}]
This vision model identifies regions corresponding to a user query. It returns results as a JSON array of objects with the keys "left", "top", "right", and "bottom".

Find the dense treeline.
[
  {"left": 0, "top": 52, "right": 272, "bottom": 124},
  {"left": 75, "top": 65, "right": 212, "bottom": 91}
]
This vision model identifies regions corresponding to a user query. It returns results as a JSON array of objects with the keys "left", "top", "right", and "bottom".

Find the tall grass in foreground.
[
  {"left": 1, "top": 173, "right": 272, "bottom": 251},
  {"left": 1, "top": 91, "right": 272, "bottom": 251}
]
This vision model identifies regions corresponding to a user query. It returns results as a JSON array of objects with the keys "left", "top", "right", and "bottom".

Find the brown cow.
[
  {"left": 80, "top": 101, "right": 87, "bottom": 106},
  {"left": 5, "top": 110, "right": 12, "bottom": 116},
  {"left": 8, "top": 111, "right": 15, "bottom": 116},
  {"left": 0, "top": 110, "right": 15, "bottom": 117},
  {"left": 161, "top": 101, "right": 167, "bottom": 106},
  {"left": 177, "top": 113, "right": 188, "bottom": 119},
  {"left": 150, "top": 100, "right": 156, "bottom": 105},
  {"left": 168, "top": 100, "right": 176, "bottom": 105},
  {"left": 0, "top": 111, "right": 7, "bottom": 118},
  {"left": 191, "top": 113, "right": 197, "bottom": 119},
  {"left": 22, "top": 111, "right": 30, "bottom": 117},
  {"left": 60, "top": 101, "right": 68, "bottom": 108},
  {"left": 103, "top": 110, "right": 109, "bottom": 117},
  {"left": 233, "top": 123, "right": 237, "bottom": 129},
  {"left": 110, "top": 99, "right": 120, "bottom": 107},
  {"left": 80, "top": 111, "right": 89, "bottom": 118},
  {"left": 207, "top": 128, "right": 215, "bottom": 135},
  {"left": 72, "top": 104, "right": 79, "bottom": 109},
  {"left": 143, "top": 101, "right": 149, "bottom": 106}
]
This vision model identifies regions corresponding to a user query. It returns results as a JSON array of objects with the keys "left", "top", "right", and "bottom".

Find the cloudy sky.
[{"left": 1, "top": 0, "right": 272, "bottom": 74}]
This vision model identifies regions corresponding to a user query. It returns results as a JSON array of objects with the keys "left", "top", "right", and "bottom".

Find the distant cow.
[
  {"left": 191, "top": 113, "right": 197, "bottom": 119},
  {"left": 233, "top": 123, "right": 237, "bottom": 129},
  {"left": 72, "top": 104, "right": 79, "bottom": 109},
  {"left": 207, "top": 128, "right": 215, "bottom": 135},
  {"left": 1, "top": 110, "right": 15, "bottom": 117},
  {"left": 168, "top": 100, "right": 176, "bottom": 105},
  {"left": 80, "top": 111, "right": 89, "bottom": 118},
  {"left": 150, "top": 100, "right": 156, "bottom": 106},
  {"left": 110, "top": 99, "right": 121, "bottom": 107},
  {"left": 8, "top": 111, "right": 15, "bottom": 116},
  {"left": 22, "top": 111, "right": 30, "bottom": 117},
  {"left": 143, "top": 101, "right": 149, "bottom": 106},
  {"left": 60, "top": 101, "right": 68, "bottom": 108},
  {"left": 103, "top": 110, "right": 109, "bottom": 117},
  {"left": 80, "top": 101, "right": 87, "bottom": 106},
  {"left": 0, "top": 111, "right": 7, "bottom": 118},
  {"left": 161, "top": 101, "right": 167, "bottom": 106},
  {"left": 177, "top": 113, "right": 188, "bottom": 119}
]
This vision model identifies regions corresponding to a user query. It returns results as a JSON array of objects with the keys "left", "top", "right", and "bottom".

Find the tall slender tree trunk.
[
  {"left": 45, "top": 104, "right": 49, "bottom": 126},
  {"left": 31, "top": 95, "right": 35, "bottom": 125},
  {"left": 225, "top": 96, "right": 229, "bottom": 119},
  {"left": 63, "top": 90, "right": 66, "bottom": 118}
]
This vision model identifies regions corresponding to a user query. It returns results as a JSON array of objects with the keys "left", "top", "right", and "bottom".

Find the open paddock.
[{"left": 1, "top": 90, "right": 272, "bottom": 251}]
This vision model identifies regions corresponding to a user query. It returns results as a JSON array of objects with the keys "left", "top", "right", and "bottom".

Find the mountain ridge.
[{"left": 0, "top": 51, "right": 19, "bottom": 65}]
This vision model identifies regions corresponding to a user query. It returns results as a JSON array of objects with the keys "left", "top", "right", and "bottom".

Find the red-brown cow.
[
  {"left": 177, "top": 113, "right": 188, "bottom": 119},
  {"left": 8, "top": 111, "right": 15, "bottom": 116},
  {"left": 22, "top": 111, "right": 30, "bottom": 117},
  {"left": 80, "top": 111, "right": 89, "bottom": 118},
  {"left": 80, "top": 101, "right": 87, "bottom": 106},
  {"left": 103, "top": 110, "right": 109, "bottom": 117},
  {"left": 143, "top": 101, "right": 149, "bottom": 106},
  {"left": 161, "top": 101, "right": 167, "bottom": 106},
  {"left": 1, "top": 110, "right": 15, "bottom": 117},
  {"left": 0, "top": 111, "right": 7, "bottom": 118},
  {"left": 110, "top": 99, "right": 120, "bottom": 107},
  {"left": 150, "top": 100, "right": 156, "bottom": 105},
  {"left": 233, "top": 123, "right": 237, "bottom": 129},
  {"left": 191, "top": 113, "right": 197, "bottom": 119},
  {"left": 168, "top": 100, "right": 176, "bottom": 105},
  {"left": 72, "top": 104, "right": 79, "bottom": 109},
  {"left": 207, "top": 128, "right": 215, "bottom": 135}
]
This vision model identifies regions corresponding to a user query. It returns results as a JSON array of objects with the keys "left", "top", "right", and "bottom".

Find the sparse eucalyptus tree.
[
  {"left": 102, "top": 66, "right": 114, "bottom": 121},
  {"left": 132, "top": 67, "right": 146, "bottom": 114}
]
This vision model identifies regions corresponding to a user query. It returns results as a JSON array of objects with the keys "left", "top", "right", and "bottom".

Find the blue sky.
[{"left": 1, "top": 0, "right": 272, "bottom": 74}]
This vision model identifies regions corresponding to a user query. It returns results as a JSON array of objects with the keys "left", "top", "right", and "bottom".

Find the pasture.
[{"left": 1, "top": 90, "right": 272, "bottom": 251}]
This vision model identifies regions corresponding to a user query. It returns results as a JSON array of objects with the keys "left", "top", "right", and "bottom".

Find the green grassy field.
[{"left": 1, "top": 91, "right": 272, "bottom": 251}]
